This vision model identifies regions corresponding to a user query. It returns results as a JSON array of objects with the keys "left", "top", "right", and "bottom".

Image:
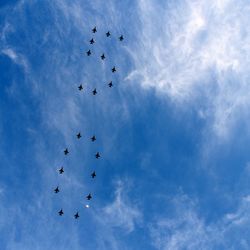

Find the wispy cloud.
[
  {"left": 128, "top": 0, "right": 250, "bottom": 138},
  {"left": 149, "top": 194, "right": 250, "bottom": 250}
]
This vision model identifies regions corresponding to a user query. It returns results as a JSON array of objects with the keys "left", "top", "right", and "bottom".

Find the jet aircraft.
[
  {"left": 86, "top": 50, "right": 91, "bottom": 56},
  {"left": 101, "top": 53, "right": 105, "bottom": 60},
  {"left": 91, "top": 171, "right": 96, "bottom": 178},
  {"left": 86, "top": 193, "right": 92, "bottom": 200},
  {"left": 64, "top": 148, "right": 69, "bottom": 155},
  {"left": 58, "top": 209, "right": 64, "bottom": 216},
  {"left": 54, "top": 186, "right": 59, "bottom": 193},
  {"left": 74, "top": 212, "right": 80, "bottom": 219},
  {"left": 92, "top": 26, "right": 97, "bottom": 33},
  {"left": 59, "top": 167, "right": 64, "bottom": 174}
]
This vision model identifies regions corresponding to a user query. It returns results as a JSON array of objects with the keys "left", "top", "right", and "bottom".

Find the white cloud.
[
  {"left": 1, "top": 48, "right": 29, "bottom": 72},
  {"left": 102, "top": 180, "right": 142, "bottom": 233},
  {"left": 128, "top": 0, "right": 250, "bottom": 138},
  {"left": 149, "top": 194, "right": 250, "bottom": 250}
]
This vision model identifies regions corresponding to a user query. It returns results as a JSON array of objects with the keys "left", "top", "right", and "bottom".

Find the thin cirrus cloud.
[
  {"left": 127, "top": 0, "right": 250, "bottom": 138},
  {"left": 149, "top": 194, "right": 250, "bottom": 250}
]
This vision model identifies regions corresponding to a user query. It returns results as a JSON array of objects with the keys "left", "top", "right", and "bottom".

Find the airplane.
[
  {"left": 92, "top": 88, "right": 97, "bottom": 95},
  {"left": 91, "top": 135, "right": 96, "bottom": 141},
  {"left": 92, "top": 26, "right": 97, "bottom": 33},
  {"left": 58, "top": 209, "right": 64, "bottom": 216},
  {"left": 108, "top": 81, "right": 113, "bottom": 87},
  {"left": 95, "top": 152, "right": 100, "bottom": 159},
  {"left": 54, "top": 186, "right": 59, "bottom": 193},
  {"left": 91, "top": 171, "right": 96, "bottom": 178},
  {"left": 101, "top": 53, "right": 105, "bottom": 60},
  {"left": 78, "top": 84, "right": 83, "bottom": 91},
  {"left": 59, "top": 167, "right": 64, "bottom": 174},
  {"left": 64, "top": 148, "right": 69, "bottom": 155},
  {"left": 106, "top": 31, "right": 111, "bottom": 37},
  {"left": 112, "top": 67, "right": 116, "bottom": 73},
  {"left": 90, "top": 38, "right": 95, "bottom": 44},
  {"left": 86, "top": 193, "right": 92, "bottom": 200},
  {"left": 77, "top": 132, "right": 81, "bottom": 139},
  {"left": 119, "top": 35, "right": 124, "bottom": 41},
  {"left": 86, "top": 50, "right": 91, "bottom": 56},
  {"left": 74, "top": 212, "right": 80, "bottom": 219}
]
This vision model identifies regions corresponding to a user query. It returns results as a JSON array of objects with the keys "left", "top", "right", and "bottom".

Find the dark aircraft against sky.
[
  {"left": 77, "top": 132, "right": 81, "bottom": 139},
  {"left": 54, "top": 186, "right": 59, "bottom": 193},
  {"left": 54, "top": 26, "right": 124, "bottom": 219},
  {"left": 91, "top": 171, "right": 96, "bottom": 178},
  {"left": 78, "top": 84, "right": 83, "bottom": 91},
  {"left": 101, "top": 53, "right": 105, "bottom": 60},
  {"left": 59, "top": 167, "right": 64, "bottom": 174},
  {"left": 86, "top": 49, "right": 91, "bottom": 56}
]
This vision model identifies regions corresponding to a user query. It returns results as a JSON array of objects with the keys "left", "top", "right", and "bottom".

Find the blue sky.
[{"left": 1, "top": 0, "right": 250, "bottom": 249}]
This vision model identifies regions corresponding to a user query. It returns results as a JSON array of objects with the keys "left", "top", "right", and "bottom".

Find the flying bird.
[
  {"left": 86, "top": 193, "right": 92, "bottom": 200},
  {"left": 74, "top": 212, "right": 80, "bottom": 219},
  {"left": 64, "top": 148, "right": 69, "bottom": 155},
  {"left": 90, "top": 38, "right": 95, "bottom": 44},
  {"left": 91, "top": 135, "right": 96, "bottom": 142},
  {"left": 119, "top": 35, "right": 124, "bottom": 41},
  {"left": 92, "top": 26, "right": 97, "bottom": 33},
  {"left": 91, "top": 171, "right": 96, "bottom": 178},
  {"left": 92, "top": 88, "right": 97, "bottom": 95},
  {"left": 86, "top": 50, "right": 91, "bottom": 56},
  {"left": 59, "top": 167, "right": 64, "bottom": 174},
  {"left": 95, "top": 152, "right": 100, "bottom": 159},
  {"left": 106, "top": 31, "right": 111, "bottom": 37},
  {"left": 58, "top": 209, "right": 64, "bottom": 216},
  {"left": 54, "top": 186, "right": 59, "bottom": 193},
  {"left": 78, "top": 84, "right": 83, "bottom": 91},
  {"left": 108, "top": 81, "right": 113, "bottom": 87},
  {"left": 77, "top": 132, "right": 81, "bottom": 139},
  {"left": 112, "top": 67, "right": 116, "bottom": 73},
  {"left": 101, "top": 53, "right": 105, "bottom": 60}
]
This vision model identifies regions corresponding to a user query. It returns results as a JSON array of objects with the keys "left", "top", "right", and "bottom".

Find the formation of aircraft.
[{"left": 55, "top": 26, "right": 124, "bottom": 219}]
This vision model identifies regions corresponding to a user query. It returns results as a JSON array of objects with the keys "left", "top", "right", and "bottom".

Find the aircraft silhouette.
[
  {"left": 77, "top": 132, "right": 81, "bottom": 139},
  {"left": 86, "top": 193, "right": 92, "bottom": 200},
  {"left": 95, "top": 152, "right": 100, "bottom": 159},
  {"left": 64, "top": 148, "right": 69, "bottom": 155},
  {"left": 106, "top": 31, "right": 111, "bottom": 37},
  {"left": 78, "top": 84, "right": 83, "bottom": 91},
  {"left": 54, "top": 186, "right": 59, "bottom": 193},
  {"left": 108, "top": 81, "right": 113, "bottom": 87},
  {"left": 92, "top": 26, "right": 97, "bottom": 33},
  {"left": 86, "top": 50, "right": 91, "bottom": 56},
  {"left": 58, "top": 209, "right": 64, "bottom": 216},
  {"left": 91, "top": 171, "right": 96, "bottom": 178},
  {"left": 119, "top": 35, "right": 124, "bottom": 41},
  {"left": 74, "top": 212, "right": 80, "bottom": 219},
  {"left": 112, "top": 67, "right": 116, "bottom": 73},
  {"left": 101, "top": 53, "right": 105, "bottom": 60},
  {"left": 92, "top": 88, "right": 97, "bottom": 95},
  {"left": 91, "top": 135, "right": 96, "bottom": 141},
  {"left": 90, "top": 38, "right": 95, "bottom": 44},
  {"left": 59, "top": 167, "right": 64, "bottom": 174}
]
